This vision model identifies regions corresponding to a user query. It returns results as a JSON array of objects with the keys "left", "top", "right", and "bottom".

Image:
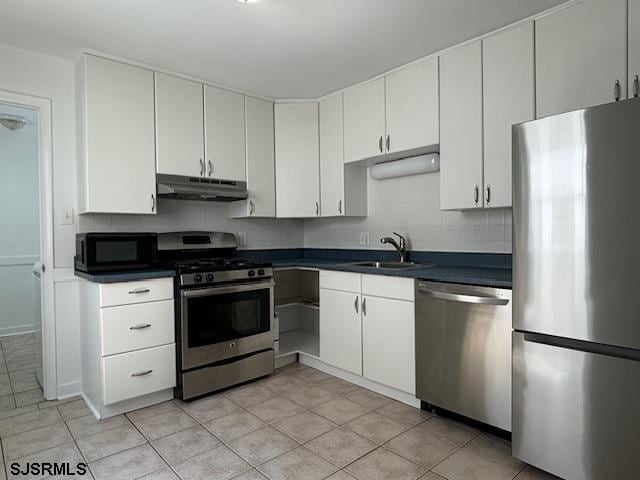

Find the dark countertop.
[{"left": 74, "top": 269, "right": 176, "bottom": 284}]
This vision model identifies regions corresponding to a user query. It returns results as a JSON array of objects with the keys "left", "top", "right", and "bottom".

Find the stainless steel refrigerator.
[{"left": 513, "top": 98, "right": 640, "bottom": 480}]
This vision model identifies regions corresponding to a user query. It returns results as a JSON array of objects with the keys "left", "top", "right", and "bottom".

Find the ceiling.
[{"left": 0, "top": 0, "right": 567, "bottom": 98}]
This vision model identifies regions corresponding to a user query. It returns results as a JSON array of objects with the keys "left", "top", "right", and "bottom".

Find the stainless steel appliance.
[
  {"left": 415, "top": 281, "right": 512, "bottom": 431},
  {"left": 157, "top": 232, "right": 274, "bottom": 400},
  {"left": 156, "top": 174, "right": 248, "bottom": 202},
  {"left": 513, "top": 98, "right": 640, "bottom": 480},
  {"left": 74, "top": 232, "right": 157, "bottom": 273}
]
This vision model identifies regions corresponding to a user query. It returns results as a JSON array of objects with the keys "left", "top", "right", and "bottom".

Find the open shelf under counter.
[
  {"left": 276, "top": 329, "right": 319, "bottom": 359},
  {"left": 275, "top": 297, "right": 319, "bottom": 310}
]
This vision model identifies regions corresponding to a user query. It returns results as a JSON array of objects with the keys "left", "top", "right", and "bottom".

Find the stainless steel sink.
[{"left": 342, "top": 261, "right": 426, "bottom": 270}]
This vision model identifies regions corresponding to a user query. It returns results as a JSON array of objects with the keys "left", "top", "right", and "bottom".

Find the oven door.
[{"left": 180, "top": 280, "right": 274, "bottom": 370}]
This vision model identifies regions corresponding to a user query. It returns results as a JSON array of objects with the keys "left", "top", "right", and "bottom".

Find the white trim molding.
[{"left": 0, "top": 255, "right": 39, "bottom": 267}]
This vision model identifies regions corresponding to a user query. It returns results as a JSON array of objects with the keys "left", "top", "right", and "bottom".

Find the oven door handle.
[{"left": 181, "top": 280, "right": 275, "bottom": 298}]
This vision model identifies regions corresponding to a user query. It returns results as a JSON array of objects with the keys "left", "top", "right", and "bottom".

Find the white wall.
[{"left": 304, "top": 171, "right": 512, "bottom": 253}]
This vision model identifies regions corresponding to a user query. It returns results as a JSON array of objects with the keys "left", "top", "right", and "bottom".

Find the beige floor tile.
[
  {"left": 151, "top": 425, "right": 221, "bottom": 465},
  {"left": 36, "top": 395, "right": 80, "bottom": 410},
  {"left": 344, "top": 448, "right": 426, "bottom": 480},
  {"left": 232, "top": 469, "right": 268, "bottom": 480},
  {"left": 66, "top": 413, "right": 130, "bottom": 439},
  {"left": 259, "top": 374, "right": 307, "bottom": 396},
  {"left": 326, "top": 471, "right": 356, "bottom": 480},
  {"left": 172, "top": 444, "right": 251, "bottom": 480},
  {"left": 13, "top": 388, "right": 44, "bottom": 408},
  {"left": 247, "top": 397, "right": 304, "bottom": 424},
  {"left": 177, "top": 395, "right": 241, "bottom": 423},
  {"left": 463, "top": 433, "right": 524, "bottom": 472},
  {"left": 283, "top": 385, "right": 337, "bottom": 409},
  {"left": 277, "top": 363, "right": 310, "bottom": 374},
  {"left": 137, "top": 468, "right": 180, "bottom": 480},
  {"left": 7, "top": 441, "right": 84, "bottom": 479},
  {"left": 76, "top": 424, "right": 146, "bottom": 462},
  {"left": 316, "top": 378, "right": 360, "bottom": 395},
  {"left": 0, "top": 405, "right": 37, "bottom": 420},
  {"left": 127, "top": 401, "right": 178, "bottom": 423},
  {"left": 375, "top": 401, "right": 432, "bottom": 427},
  {"left": 202, "top": 411, "right": 266, "bottom": 443},
  {"left": 0, "top": 407, "right": 61, "bottom": 437},
  {"left": 228, "top": 426, "right": 298, "bottom": 467},
  {"left": 342, "top": 389, "right": 393, "bottom": 410},
  {"left": 433, "top": 448, "right": 517, "bottom": 480},
  {"left": 257, "top": 446, "right": 338, "bottom": 480},
  {"left": 419, "top": 473, "right": 447, "bottom": 480},
  {"left": 225, "top": 384, "right": 278, "bottom": 408},
  {"left": 273, "top": 410, "right": 337, "bottom": 443},
  {"left": 0, "top": 395, "right": 15, "bottom": 412},
  {"left": 515, "top": 465, "right": 562, "bottom": 480},
  {"left": 3, "top": 422, "right": 72, "bottom": 461},
  {"left": 418, "top": 416, "right": 479, "bottom": 447},
  {"left": 344, "top": 411, "right": 411, "bottom": 444},
  {"left": 290, "top": 368, "right": 331, "bottom": 384},
  {"left": 89, "top": 444, "right": 166, "bottom": 480},
  {"left": 384, "top": 427, "right": 458, "bottom": 469},
  {"left": 6, "top": 358, "right": 38, "bottom": 373},
  {"left": 57, "top": 399, "right": 92, "bottom": 421},
  {"left": 0, "top": 376, "right": 12, "bottom": 397},
  {"left": 311, "top": 397, "right": 370, "bottom": 425},
  {"left": 8, "top": 370, "right": 39, "bottom": 394},
  {"left": 304, "top": 427, "right": 376, "bottom": 468},
  {"left": 134, "top": 408, "right": 198, "bottom": 441}
]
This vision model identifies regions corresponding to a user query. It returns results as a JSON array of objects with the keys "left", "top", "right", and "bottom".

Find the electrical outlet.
[
  {"left": 237, "top": 232, "right": 247, "bottom": 247},
  {"left": 359, "top": 231, "right": 370, "bottom": 246},
  {"left": 60, "top": 207, "right": 74, "bottom": 225}
]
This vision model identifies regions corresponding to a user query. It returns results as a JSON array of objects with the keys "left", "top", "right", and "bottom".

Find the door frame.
[{"left": 0, "top": 90, "right": 56, "bottom": 400}]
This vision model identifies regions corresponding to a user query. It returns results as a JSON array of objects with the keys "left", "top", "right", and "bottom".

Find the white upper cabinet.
[
  {"left": 631, "top": 0, "right": 640, "bottom": 99},
  {"left": 482, "top": 23, "right": 535, "bottom": 209},
  {"left": 385, "top": 58, "right": 439, "bottom": 154},
  {"left": 274, "top": 103, "right": 320, "bottom": 218},
  {"left": 232, "top": 97, "right": 276, "bottom": 218},
  {"left": 535, "top": 0, "right": 627, "bottom": 118},
  {"left": 343, "top": 78, "right": 386, "bottom": 163},
  {"left": 79, "top": 55, "right": 156, "bottom": 214},
  {"left": 204, "top": 86, "right": 246, "bottom": 181},
  {"left": 320, "top": 94, "right": 345, "bottom": 216},
  {"left": 440, "top": 41, "right": 484, "bottom": 210},
  {"left": 155, "top": 73, "right": 205, "bottom": 177}
]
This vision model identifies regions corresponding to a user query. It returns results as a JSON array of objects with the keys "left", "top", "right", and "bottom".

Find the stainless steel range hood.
[{"left": 156, "top": 174, "right": 248, "bottom": 202}]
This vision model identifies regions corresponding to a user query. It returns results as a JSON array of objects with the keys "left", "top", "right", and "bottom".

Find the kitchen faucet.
[{"left": 380, "top": 232, "right": 407, "bottom": 262}]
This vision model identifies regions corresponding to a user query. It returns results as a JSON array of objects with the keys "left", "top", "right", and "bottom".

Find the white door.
[
  {"left": 439, "top": 41, "right": 484, "bottom": 210},
  {"left": 535, "top": 0, "right": 627, "bottom": 117},
  {"left": 83, "top": 55, "right": 156, "bottom": 214},
  {"left": 274, "top": 103, "right": 320, "bottom": 218},
  {"left": 385, "top": 59, "right": 439, "bottom": 154},
  {"left": 631, "top": 0, "right": 640, "bottom": 99},
  {"left": 155, "top": 73, "right": 204, "bottom": 177},
  {"left": 343, "top": 78, "right": 386, "bottom": 163},
  {"left": 245, "top": 97, "right": 275, "bottom": 217},
  {"left": 320, "top": 94, "right": 344, "bottom": 217},
  {"left": 320, "top": 288, "right": 362, "bottom": 375},
  {"left": 204, "top": 86, "right": 246, "bottom": 181},
  {"left": 482, "top": 23, "right": 535, "bottom": 209},
  {"left": 362, "top": 295, "right": 415, "bottom": 394}
]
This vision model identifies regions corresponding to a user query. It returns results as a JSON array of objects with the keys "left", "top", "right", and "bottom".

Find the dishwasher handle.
[{"left": 416, "top": 284, "right": 509, "bottom": 306}]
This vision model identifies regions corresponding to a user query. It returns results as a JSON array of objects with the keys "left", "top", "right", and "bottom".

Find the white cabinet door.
[
  {"left": 204, "top": 86, "right": 246, "bottom": 181},
  {"left": 440, "top": 41, "right": 483, "bottom": 210},
  {"left": 535, "top": 0, "right": 627, "bottom": 117},
  {"left": 155, "top": 73, "right": 204, "bottom": 177},
  {"left": 343, "top": 78, "right": 386, "bottom": 163},
  {"left": 81, "top": 55, "right": 156, "bottom": 214},
  {"left": 362, "top": 296, "right": 415, "bottom": 394},
  {"left": 320, "top": 94, "right": 345, "bottom": 217},
  {"left": 274, "top": 103, "right": 320, "bottom": 218},
  {"left": 385, "top": 59, "right": 439, "bottom": 154},
  {"left": 320, "top": 288, "right": 362, "bottom": 375},
  {"left": 245, "top": 97, "right": 275, "bottom": 217},
  {"left": 631, "top": 0, "right": 640, "bottom": 99},
  {"left": 483, "top": 23, "right": 535, "bottom": 209}
]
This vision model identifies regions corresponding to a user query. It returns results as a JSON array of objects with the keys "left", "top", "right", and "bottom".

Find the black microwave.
[{"left": 74, "top": 233, "right": 157, "bottom": 273}]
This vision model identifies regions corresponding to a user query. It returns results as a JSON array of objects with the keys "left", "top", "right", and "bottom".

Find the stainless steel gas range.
[{"left": 157, "top": 232, "right": 275, "bottom": 400}]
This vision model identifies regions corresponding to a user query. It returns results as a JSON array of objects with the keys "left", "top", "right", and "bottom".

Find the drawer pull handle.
[
  {"left": 129, "top": 323, "right": 151, "bottom": 330},
  {"left": 131, "top": 370, "right": 153, "bottom": 377},
  {"left": 128, "top": 288, "right": 150, "bottom": 294}
]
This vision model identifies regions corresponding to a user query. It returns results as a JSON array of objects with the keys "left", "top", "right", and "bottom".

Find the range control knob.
[
  {"left": 248, "top": 270, "right": 256, "bottom": 277},
  {"left": 193, "top": 274, "right": 202, "bottom": 283},
  {"left": 206, "top": 273, "right": 214, "bottom": 282},
  {"left": 258, "top": 269, "right": 265, "bottom": 276}
]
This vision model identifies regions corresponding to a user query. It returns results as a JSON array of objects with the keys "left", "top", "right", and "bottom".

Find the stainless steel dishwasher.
[{"left": 415, "top": 280, "right": 512, "bottom": 431}]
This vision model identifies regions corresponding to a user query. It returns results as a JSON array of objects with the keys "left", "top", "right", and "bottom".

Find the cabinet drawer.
[
  {"left": 362, "top": 275, "right": 414, "bottom": 301},
  {"left": 101, "top": 300, "right": 175, "bottom": 356},
  {"left": 319, "top": 270, "right": 361, "bottom": 293},
  {"left": 99, "top": 278, "right": 173, "bottom": 307},
  {"left": 102, "top": 344, "right": 176, "bottom": 405}
]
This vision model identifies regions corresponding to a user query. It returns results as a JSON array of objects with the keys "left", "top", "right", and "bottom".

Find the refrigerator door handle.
[
  {"left": 416, "top": 285, "right": 509, "bottom": 305},
  {"left": 523, "top": 332, "right": 640, "bottom": 362}
]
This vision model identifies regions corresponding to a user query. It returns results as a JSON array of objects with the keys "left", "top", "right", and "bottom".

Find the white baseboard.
[
  {"left": 57, "top": 381, "right": 81, "bottom": 400},
  {"left": 0, "top": 328, "right": 37, "bottom": 337},
  {"left": 299, "top": 354, "right": 421, "bottom": 408}
]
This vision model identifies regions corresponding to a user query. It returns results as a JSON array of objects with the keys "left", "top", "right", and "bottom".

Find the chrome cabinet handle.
[
  {"left": 474, "top": 185, "right": 479, "bottom": 206},
  {"left": 362, "top": 297, "right": 367, "bottom": 316},
  {"left": 315, "top": 201, "right": 319, "bottom": 216},
  {"left": 354, "top": 296, "right": 359, "bottom": 313},
  {"left": 128, "top": 288, "right": 150, "bottom": 294},
  {"left": 417, "top": 286, "right": 509, "bottom": 305},
  {"left": 386, "top": 134, "right": 390, "bottom": 152},
  {"left": 338, "top": 199, "right": 342, "bottom": 214},
  {"left": 614, "top": 79, "right": 621, "bottom": 101},
  {"left": 485, "top": 184, "right": 491, "bottom": 206},
  {"left": 249, "top": 200, "right": 255, "bottom": 215},
  {"left": 151, "top": 194, "right": 155, "bottom": 213},
  {"left": 131, "top": 370, "right": 153, "bottom": 377},
  {"left": 199, "top": 158, "right": 204, "bottom": 176},
  {"left": 634, "top": 75, "right": 639, "bottom": 98},
  {"left": 378, "top": 136, "right": 383, "bottom": 153},
  {"left": 129, "top": 323, "right": 151, "bottom": 330}
]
